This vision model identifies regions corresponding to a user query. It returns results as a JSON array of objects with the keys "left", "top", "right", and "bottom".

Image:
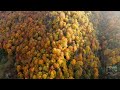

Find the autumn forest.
[{"left": 0, "top": 11, "right": 120, "bottom": 79}]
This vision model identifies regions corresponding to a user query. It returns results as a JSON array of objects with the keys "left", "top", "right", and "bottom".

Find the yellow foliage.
[
  {"left": 0, "top": 11, "right": 100, "bottom": 79},
  {"left": 94, "top": 68, "right": 99, "bottom": 79},
  {"left": 79, "top": 53, "right": 83, "bottom": 61},
  {"left": 16, "top": 65, "right": 21, "bottom": 72},
  {"left": 71, "top": 59, "right": 76, "bottom": 65}
]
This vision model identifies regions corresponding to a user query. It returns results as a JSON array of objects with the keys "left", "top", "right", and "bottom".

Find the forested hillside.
[{"left": 0, "top": 11, "right": 119, "bottom": 79}]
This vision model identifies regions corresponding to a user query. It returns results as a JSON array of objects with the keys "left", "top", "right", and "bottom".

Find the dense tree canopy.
[{"left": 0, "top": 11, "right": 120, "bottom": 79}]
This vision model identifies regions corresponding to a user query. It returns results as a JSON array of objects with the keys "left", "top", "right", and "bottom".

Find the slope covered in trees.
[
  {"left": 0, "top": 11, "right": 100, "bottom": 79},
  {"left": 91, "top": 11, "right": 120, "bottom": 79},
  {"left": 0, "top": 11, "right": 120, "bottom": 79}
]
